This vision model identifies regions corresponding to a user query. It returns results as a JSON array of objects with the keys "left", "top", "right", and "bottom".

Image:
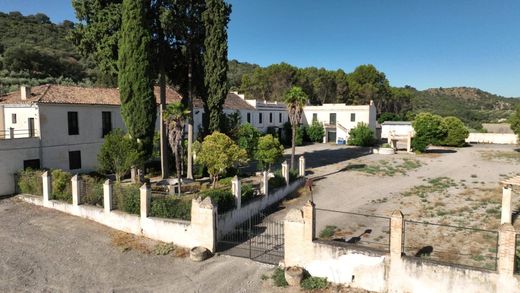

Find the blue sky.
[{"left": 1, "top": 0, "right": 519, "bottom": 97}]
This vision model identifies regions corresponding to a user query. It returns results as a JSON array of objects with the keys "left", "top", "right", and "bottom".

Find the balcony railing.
[{"left": 0, "top": 128, "right": 39, "bottom": 140}]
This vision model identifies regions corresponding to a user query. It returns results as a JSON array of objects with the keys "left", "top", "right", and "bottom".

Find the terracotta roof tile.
[{"left": 0, "top": 84, "right": 182, "bottom": 106}]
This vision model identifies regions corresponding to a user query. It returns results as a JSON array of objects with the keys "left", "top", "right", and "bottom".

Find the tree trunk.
[
  {"left": 175, "top": 145, "right": 181, "bottom": 196},
  {"left": 291, "top": 126, "right": 296, "bottom": 169},
  {"left": 187, "top": 52, "right": 194, "bottom": 180},
  {"left": 159, "top": 71, "right": 169, "bottom": 179}
]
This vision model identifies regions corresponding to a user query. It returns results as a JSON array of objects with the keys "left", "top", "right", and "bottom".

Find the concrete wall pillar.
[
  {"left": 71, "top": 174, "right": 81, "bottom": 206},
  {"left": 390, "top": 210, "right": 404, "bottom": 261},
  {"left": 103, "top": 179, "right": 113, "bottom": 213},
  {"left": 190, "top": 197, "right": 217, "bottom": 252},
  {"left": 501, "top": 185, "right": 513, "bottom": 224},
  {"left": 284, "top": 201, "right": 315, "bottom": 267},
  {"left": 231, "top": 175, "right": 241, "bottom": 209},
  {"left": 42, "top": 171, "right": 51, "bottom": 203},
  {"left": 406, "top": 134, "right": 412, "bottom": 153},
  {"left": 302, "top": 200, "right": 315, "bottom": 241},
  {"left": 299, "top": 156, "right": 306, "bottom": 177},
  {"left": 140, "top": 184, "right": 151, "bottom": 218},
  {"left": 497, "top": 223, "right": 516, "bottom": 276},
  {"left": 261, "top": 171, "right": 269, "bottom": 195},
  {"left": 282, "top": 160, "right": 289, "bottom": 186}
]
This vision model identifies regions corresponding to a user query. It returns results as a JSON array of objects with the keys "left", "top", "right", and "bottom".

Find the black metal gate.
[{"left": 217, "top": 212, "right": 284, "bottom": 265}]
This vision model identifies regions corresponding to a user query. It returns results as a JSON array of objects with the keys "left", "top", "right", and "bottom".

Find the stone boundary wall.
[
  {"left": 18, "top": 173, "right": 217, "bottom": 251},
  {"left": 284, "top": 202, "right": 520, "bottom": 293},
  {"left": 466, "top": 133, "right": 518, "bottom": 144}
]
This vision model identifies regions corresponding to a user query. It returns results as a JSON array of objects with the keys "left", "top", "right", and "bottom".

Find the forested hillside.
[
  {"left": 1, "top": 11, "right": 517, "bottom": 130},
  {"left": 0, "top": 11, "right": 91, "bottom": 95}
]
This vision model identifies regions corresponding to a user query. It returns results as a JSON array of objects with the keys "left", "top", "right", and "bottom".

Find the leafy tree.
[
  {"left": 283, "top": 86, "right": 308, "bottom": 169},
  {"left": 235, "top": 123, "right": 261, "bottom": 158},
  {"left": 412, "top": 112, "right": 448, "bottom": 152},
  {"left": 255, "top": 135, "right": 284, "bottom": 171},
  {"left": 203, "top": 0, "right": 231, "bottom": 132},
  {"left": 227, "top": 59, "right": 259, "bottom": 90},
  {"left": 196, "top": 132, "right": 247, "bottom": 187},
  {"left": 164, "top": 102, "right": 190, "bottom": 195},
  {"left": 442, "top": 116, "right": 469, "bottom": 147},
  {"left": 118, "top": 0, "right": 156, "bottom": 158},
  {"left": 347, "top": 64, "right": 391, "bottom": 114},
  {"left": 97, "top": 129, "right": 143, "bottom": 182},
  {"left": 378, "top": 112, "right": 402, "bottom": 124},
  {"left": 307, "top": 121, "right": 325, "bottom": 142},
  {"left": 347, "top": 122, "right": 375, "bottom": 147},
  {"left": 509, "top": 105, "right": 520, "bottom": 137}
]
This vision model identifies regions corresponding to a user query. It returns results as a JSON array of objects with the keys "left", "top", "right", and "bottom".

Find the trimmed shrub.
[
  {"left": 348, "top": 122, "right": 375, "bottom": 147},
  {"left": 236, "top": 123, "right": 261, "bottom": 159},
  {"left": 306, "top": 121, "right": 325, "bottom": 142},
  {"left": 17, "top": 169, "right": 43, "bottom": 196},
  {"left": 81, "top": 175, "right": 104, "bottom": 206},
  {"left": 200, "top": 189, "right": 235, "bottom": 213},
  {"left": 269, "top": 172, "right": 286, "bottom": 192},
  {"left": 442, "top": 116, "right": 469, "bottom": 147},
  {"left": 113, "top": 183, "right": 140, "bottom": 215},
  {"left": 255, "top": 134, "right": 284, "bottom": 171},
  {"left": 51, "top": 169, "right": 72, "bottom": 203},
  {"left": 150, "top": 196, "right": 192, "bottom": 220},
  {"left": 241, "top": 184, "right": 255, "bottom": 203},
  {"left": 301, "top": 276, "right": 328, "bottom": 290},
  {"left": 218, "top": 176, "right": 233, "bottom": 187},
  {"left": 412, "top": 112, "right": 448, "bottom": 152},
  {"left": 289, "top": 169, "right": 299, "bottom": 183}
]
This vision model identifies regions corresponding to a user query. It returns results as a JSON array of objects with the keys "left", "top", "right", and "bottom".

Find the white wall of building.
[
  {"left": 302, "top": 103, "right": 377, "bottom": 143},
  {"left": 2, "top": 105, "right": 39, "bottom": 138},
  {"left": 0, "top": 137, "right": 41, "bottom": 195}
]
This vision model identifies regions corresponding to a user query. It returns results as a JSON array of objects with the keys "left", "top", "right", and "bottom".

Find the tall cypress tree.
[
  {"left": 118, "top": 0, "right": 156, "bottom": 156},
  {"left": 203, "top": 0, "right": 231, "bottom": 133}
]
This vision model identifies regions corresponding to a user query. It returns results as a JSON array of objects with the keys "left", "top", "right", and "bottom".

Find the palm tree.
[
  {"left": 283, "top": 86, "right": 308, "bottom": 169},
  {"left": 163, "top": 102, "right": 191, "bottom": 195}
]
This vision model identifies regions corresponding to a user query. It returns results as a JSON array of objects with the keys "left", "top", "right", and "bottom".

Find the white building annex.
[{"left": 302, "top": 101, "right": 377, "bottom": 143}]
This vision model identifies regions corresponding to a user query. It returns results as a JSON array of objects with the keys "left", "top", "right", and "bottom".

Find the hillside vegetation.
[{"left": 0, "top": 11, "right": 517, "bottom": 130}]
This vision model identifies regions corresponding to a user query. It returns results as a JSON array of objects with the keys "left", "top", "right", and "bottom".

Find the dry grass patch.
[
  {"left": 350, "top": 158, "right": 423, "bottom": 177},
  {"left": 110, "top": 231, "right": 189, "bottom": 257},
  {"left": 479, "top": 150, "right": 520, "bottom": 163}
]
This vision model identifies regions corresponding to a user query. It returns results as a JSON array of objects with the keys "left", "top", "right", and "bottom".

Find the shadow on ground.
[{"left": 283, "top": 146, "right": 372, "bottom": 170}]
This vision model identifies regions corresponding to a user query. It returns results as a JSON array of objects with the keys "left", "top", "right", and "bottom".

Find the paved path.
[{"left": 0, "top": 198, "right": 271, "bottom": 293}]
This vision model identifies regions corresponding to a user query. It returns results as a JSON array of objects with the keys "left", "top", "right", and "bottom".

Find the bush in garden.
[
  {"left": 306, "top": 121, "right": 325, "bottom": 142},
  {"left": 269, "top": 172, "right": 286, "bottom": 191},
  {"left": 255, "top": 134, "right": 284, "bottom": 171},
  {"left": 442, "top": 116, "right": 469, "bottom": 147},
  {"left": 51, "top": 169, "right": 72, "bottom": 202},
  {"left": 150, "top": 197, "right": 192, "bottom": 220},
  {"left": 81, "top": 175, "right": 104, "bottom": 206},
  {"left": 347, "top": 122, "right": 375, "bottom": 147},
  {"left": 241, "top": 184, "right": 255, "bottom": 203},
  {"left": 200, "top": 188, "right": 235, "bottom": 213},
  {"left": 412, "top": 112, "right": 448, "bottom": 152},
  {"left": 113, "top": 183, "right": 140, "bottom": 214},
  {"left": 97, "top": 128, "right": 143, "bottom": 182},
  {"left": 301, "top": 276, "right": 328, "bottom": 290},
  {"left": 272, "top": 267, "right": 288, "bottom": 287},
  {"left": 17, "top": 169, "right": 43, "bottom": 195},
  {"left": 235, "top": 123, "right": 261, "bottom": 159},
  {"left": 289, "top": 169, "right": 299, "bottom": 182}
]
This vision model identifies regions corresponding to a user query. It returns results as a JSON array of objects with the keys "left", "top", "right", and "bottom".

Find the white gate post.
[
  {"left": 501, "top": 185, "right": 513, "bottom": 224},
  {"left": 42, "top": 171, "right": 51, "bottom": 204},
  {"left": 231, "top": 175, "right": 241, "bottom": 209},
  {"left": 140, "top": 184, "right": 151, "bottom": 218},
  {"left": 299, "top": 156, "right": 305, "bottom": 177},
  {"left": 261, "top": 171, "right": 269, "bottom": 195},
  {"left": 282, "top": 161, "right": 289, "bottom": 186},
  {"left": 103, "top": 179, "right": 113, "bottom": 213},
  {"left": 71, "top": 174, "right": 81, "bottom": 206}
]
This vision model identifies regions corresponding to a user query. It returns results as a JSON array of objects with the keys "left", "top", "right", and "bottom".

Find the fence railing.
[
  {"left": 0, "top": 128, "right": 39, "bottom": 139},
  {"left": 315, "top": 208, "right": 391, "bottom": 252},
  {"left": 403, "top": 219, "right": 499, "bottom": 270}
]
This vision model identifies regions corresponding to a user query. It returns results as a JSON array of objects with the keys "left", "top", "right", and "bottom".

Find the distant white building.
[
  {"left": 302, "top": 101, "right": 377, "bottom": 143},
  {"left": 381, "top": 121, "right": 414, "bottom": 139}
]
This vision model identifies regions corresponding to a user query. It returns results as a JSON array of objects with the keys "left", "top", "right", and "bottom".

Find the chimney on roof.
[{"left": 20, "top": 86, "right": 31, "bottom": 100}]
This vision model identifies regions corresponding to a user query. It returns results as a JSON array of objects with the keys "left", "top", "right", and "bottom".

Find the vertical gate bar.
[{"left": 249, "top": 213, "right": 252, "bottom": 259}]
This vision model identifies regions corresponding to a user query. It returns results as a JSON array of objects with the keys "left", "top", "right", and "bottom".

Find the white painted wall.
[
  {"left": 466, "top": 133, "right": 518, "bottom": 145},
  {"left": 0, "top": 137, "right": 40, "bottom": 195},
  {"left": 302, "top": 103, "right": 377, "bottom": 143},
  {"left": 2, "top": 105, "right": 39, "bottom": 138},
  {"left": 381, "top": 124, "right": 414, "bottom": 139}
]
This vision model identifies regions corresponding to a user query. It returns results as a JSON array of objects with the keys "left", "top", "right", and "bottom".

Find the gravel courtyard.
[{"left": 0, "top": 198, "right": 273, "bottom": 293}]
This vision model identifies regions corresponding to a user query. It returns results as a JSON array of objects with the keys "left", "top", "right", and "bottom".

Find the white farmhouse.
[
  {"left": 302, "top": 101, "right": 377, "bottom": 143},
  {"left": 0, "top": 85, "right": 182, "bottom": 195}
]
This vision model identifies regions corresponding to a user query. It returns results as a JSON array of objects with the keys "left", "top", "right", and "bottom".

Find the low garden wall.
[
  {"left": 466, "top": 133, "right": 518, "bottom": 144},
  {"left": 284, "top": 202, "right": 520, "bottom": 293},
  {"left": 18, "top": 173, "right": 216, "bottom": 251}
]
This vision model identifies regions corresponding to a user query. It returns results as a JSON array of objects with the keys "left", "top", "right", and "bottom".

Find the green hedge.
[
  {"left": 17, "top": 169, "right": 43, "bottom": 196},
  {"left": 200, "top": 188, "right": 235, "bottom": 213},
  {"left": 150, "top": 196, "right": 192, "bottom": 220},
  {"left": 51, "top": 169, "right": 72, "bottom": 203},
  {"left": 269, "top": 172, "right": 286, "bottom": 192},
  {"left": 113, "top": 183, "right": 140, "bottom": 215},
  {"left": 81, "top": 175, "right": 104, "bottom": 206},
  {"left": 241, "top": 184, "right": 255, "bottom": 203}
]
